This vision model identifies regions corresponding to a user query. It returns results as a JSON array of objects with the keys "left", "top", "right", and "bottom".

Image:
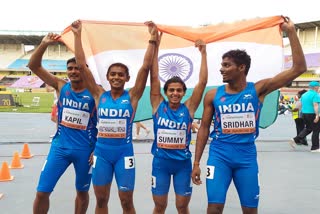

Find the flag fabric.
[{"left": 60, "top": 16, "right": 284, "bottom": 128}]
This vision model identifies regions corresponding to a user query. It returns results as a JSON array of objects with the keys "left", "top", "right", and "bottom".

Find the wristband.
[{"left": 193, "top": 162, "right": 200, "bottom": 166}]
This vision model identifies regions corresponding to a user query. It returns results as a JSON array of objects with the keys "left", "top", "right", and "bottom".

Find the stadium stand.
[{"left": 9, "top": 76, "right": 44, "bottom": 88}]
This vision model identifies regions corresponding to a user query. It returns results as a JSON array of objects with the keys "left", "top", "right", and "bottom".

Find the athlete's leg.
[
  {"left": 233, "top": 145, "right": 259, "bottom": 214},
  {"left": 151, "top": 157, "right": 171, "bottom": 213},
  {"left": 175, "top": 194, "right": 191, "bottom": 214},
  {"left": 92, "top": 147, "right": 114, "bottom": 214},
  {"left": 114, "top": 153, "right": 136, "bottom": 213},
  {"left": 152, "top": 194, "right": 168, "bottom": 214},
  {"left": 118, "top": 190, "right": 135, "bottom": 214},
  {"left": 33, "top": 192, "right": 51, "bottom": 214},
  {"left": 173, "top": 159, "right": 192, "bottom": 214},
  {"left": 33, "top": 147, "right": 71, "bottom": 214},
  {"left": 93, "top": 184, "right": 112, "bottom": 214},
  {"left": 206, "top": 156, "right": 232, "bottom": 214},
  {"left": 72, "top": 149, "right": 93, "bottom": 214},
  {"left": 75, "top": 191, "right": 89, "bottom": 214}
]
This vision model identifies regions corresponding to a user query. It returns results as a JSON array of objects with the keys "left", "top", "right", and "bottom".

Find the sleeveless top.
[
  {"left": 210, "top": 82, "right": 262, "bottom": 144},
  {"left": 151, "top": 100, "right": 192, "bottom": 160},
  {"left": 54, "top": 82, "right": 97, "bottom": 150},
  {"left": 97, "top": 90, "right": 134, "bottom": 146}
]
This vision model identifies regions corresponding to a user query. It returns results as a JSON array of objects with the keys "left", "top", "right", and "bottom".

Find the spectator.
[
  {"left": 133, "top": 122, "right": 150, "bottom": 139},
  {"left": 291, "top": 81, "right": 320, "bottom": 152}
]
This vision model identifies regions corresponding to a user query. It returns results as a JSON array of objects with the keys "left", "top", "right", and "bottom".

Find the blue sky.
[{"left": 0, "top": 0, "right": 319, "bottom": 32}]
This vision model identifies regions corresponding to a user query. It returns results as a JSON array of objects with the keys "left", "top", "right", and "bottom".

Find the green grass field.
[{"left": 0, "top": 92, "right": 54, "bottom": 113}]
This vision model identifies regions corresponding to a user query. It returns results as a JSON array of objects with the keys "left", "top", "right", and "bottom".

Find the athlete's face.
[
  {"left": 107, "top": 66, "right": 130, "bottom": 89},
  {"left": 220, "top": 57, "right": 245, "bottom": 83},
  {"left": 66, "top": 62, "right": 82, "bottom": 83},
  {"left": 165, "top": 82, "right": 185, "bottom": 104}
]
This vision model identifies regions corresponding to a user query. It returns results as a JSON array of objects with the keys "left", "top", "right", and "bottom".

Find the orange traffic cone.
[
  {"left": 20, "top": 143, "right": 34, "bottom": 159},
  {"left": 10, "top": 151, "right": 24, "bottom": 169},
  {"left": 0, "top": 161, "right": 14, "bottom": 182}
]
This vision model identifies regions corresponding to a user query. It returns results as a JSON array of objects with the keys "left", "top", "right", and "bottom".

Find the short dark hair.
[
  {"left": 222, "top": 49, "right": 251, "bottom": 75},
  {"left": 298, "top": 89, "right": 307, "bottom": 97},
  {"left": 107, "top": 63, "right": 129, "bottom": 76},
  {"left": 66, "top": 57, "right": 88, "bottom": 68},
  {"left": 66, "top": 57, "right": 76, "bottom": 65},
  {"left": 163, "top": 76, "right": 187, "bottom": 93}
]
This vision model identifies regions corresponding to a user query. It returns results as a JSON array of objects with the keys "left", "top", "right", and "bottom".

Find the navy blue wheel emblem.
[{"left": 158, "top": 53, "right": 193, "bottom": 82}]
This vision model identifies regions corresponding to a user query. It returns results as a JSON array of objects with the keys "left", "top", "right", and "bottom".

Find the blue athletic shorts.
[
  {"left": 151, "top": 156, "right": 192, "bottom": 196},
  {"left": 92, "top": 143, "right": 135, "bottom": 191},
  {"left": 36, "top": 146, "right": 93, "bottom": 192},
  {"left": 206, "top": 141, "right": 259, "bottom": 208}
]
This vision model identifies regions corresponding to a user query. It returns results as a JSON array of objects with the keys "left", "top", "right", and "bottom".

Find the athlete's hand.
[
  {"left": 88, "top": 152, "right": 94, "bottom": 165},
  {"left": 42, "top": 33, "right": 60, "bottom": 45},
  {"left": 191, "top": 165, "right": 202, "bottom": 185}
]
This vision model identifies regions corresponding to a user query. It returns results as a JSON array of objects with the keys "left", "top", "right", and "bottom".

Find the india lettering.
[
  {"left": 218, "top": 102, "right": 254, "bottom": 113},
  {"left": 157, "top": 117, "right": 187, "bottom": 130},
  {"left": 63, "top": 98, "right": 89, "bottom": 110},
  {"left": 98, "top": 108, "right": 131, "bottom": 117}
]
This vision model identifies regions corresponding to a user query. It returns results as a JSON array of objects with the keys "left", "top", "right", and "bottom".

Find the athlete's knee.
[
  {"left": 119, "top": 194, "right": 134, "bottom": 211},
  {"left": 176, "top": 204, "right": 189, "bottom": 214},
  {"left": 35, "top": 191, "right": 50, "bottom": 201},
  {"left": 153, "top": 199, "right": 167, "bottom": 213},
  {"left": 76, "top": 191, "right": 89, "bottom": 203},
  {"left": 207, "top": 203, "right": 224, "bottom": 214},
  {"left": 95, "top": 195, "right": 108, "bottom": 208}
]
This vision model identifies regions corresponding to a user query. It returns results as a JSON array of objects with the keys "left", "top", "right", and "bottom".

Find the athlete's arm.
[
  {"left": 150, "top": 32, "right": 164, "bottom": 114},
  {"left": 71, "top": 20, "right": 104, "bottom": 105},
  {"left": 28, "top": 33, "right": 66, "bottom": 91},
  {"left": 255, "top": 17, "right": 306, "bottom": 102},
  {"left": 129, "top": 21, "right": 158, "bottom": 111},
  {"left": 191, "top": 89, "right": 215, "bottom": 185},
  {"left": 185, "top": 39, "right": 208, "bottom": 118}
]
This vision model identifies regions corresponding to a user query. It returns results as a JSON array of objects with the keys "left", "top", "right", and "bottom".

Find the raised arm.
[
  {"left": 185, "top": 39, "right": 208, "bottom": 117},
  {"left": 27, "top": 33, "right": 65, "bottom": 91},
  {"left": 256, "top": 16, "right": 307, "bottom": 101},
  {"left": 129, "top": 21, "right": 158, "bottom": 110},
  {"left": 71, "top": 20, "right": 104, "bottom": 104},
  {"left": 191, "top": 89, "right": 215, "bottom": 185},
  {"left": 150, "top": 31, "right": 164, "bottom": 113}
]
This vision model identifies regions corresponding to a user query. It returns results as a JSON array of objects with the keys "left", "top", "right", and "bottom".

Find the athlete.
[
  {"left": 71, "top": 20, "right": 157, "bottom": 213},
  {"left": 191, "top": 17, "right": 307, "bottom": 214},
  {"left": 28, "top": 33, "right": 98, "bottom": 214},
  {"left": 150, "top": 30, "right": 208, "bottom": 213}
]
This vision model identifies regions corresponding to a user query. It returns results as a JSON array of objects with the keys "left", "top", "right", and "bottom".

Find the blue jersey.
[
  {"left": 151, "top": 100, "right": 192, "bottom": 160},
  {"left": 54, "top": 82, "right": 97, "bottom": 150},
  {"left": 97, "top": 90, "right": 134, "bottom": 146},
  {"left": 210, "top": 82, "right": 262, "bottom": 144}
]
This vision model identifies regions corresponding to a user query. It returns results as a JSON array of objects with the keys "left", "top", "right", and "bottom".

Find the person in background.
[
  {"left": 191, "top": 17, "right": 307, "bottom": 213},
  {"left": 133, "top": 121, "right": 151, "bottom": 139},
  {"left": 291, "top": 81, "right": 320, "bottom": 152},
  {"left": 290, "top": 89, "right": 307, "bottom": 145},
  {"left": 191, "top": 120, "right": 200, "bottom": 133},
  {"left": 28, "top": 33, "right": 98, "bottom": 214}
]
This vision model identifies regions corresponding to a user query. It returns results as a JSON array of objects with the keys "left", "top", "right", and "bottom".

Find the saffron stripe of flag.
[{"left": 60, "top": 16, "right": 284, "bottom": 128}]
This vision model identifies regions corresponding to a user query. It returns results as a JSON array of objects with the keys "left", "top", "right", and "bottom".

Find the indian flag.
[{"left": 60, "top": 16, "right": 284, "bottom": 128}]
